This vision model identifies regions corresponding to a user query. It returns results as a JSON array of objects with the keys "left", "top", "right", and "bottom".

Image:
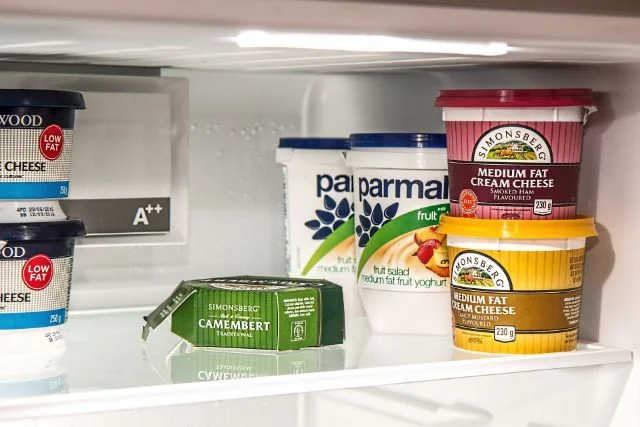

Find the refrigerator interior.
[{"left": 0, "top": 5, "right": 638, "bottom": 427}]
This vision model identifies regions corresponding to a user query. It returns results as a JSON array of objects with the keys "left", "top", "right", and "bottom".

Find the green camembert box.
[{"left": 142, "top": 276, "right": 345, "bottom": 351}]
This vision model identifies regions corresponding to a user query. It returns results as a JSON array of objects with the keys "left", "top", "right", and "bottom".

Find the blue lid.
[
  {"left": 0, "top": 89, "right": 85, "bottom": 109},
  {"left": 350, "top": 133, "right": 446, "bottom": 148},
  {"left": 279, "top": 137, "right": 349, "bottom": 150}
]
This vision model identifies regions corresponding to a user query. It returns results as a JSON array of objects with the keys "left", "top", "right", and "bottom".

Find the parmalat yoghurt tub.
[
  {"left": 276, "top": 138, "right": 361, "bottom": 317},
  {"left": 438, "top": 215, "right": 597, "bottom": 354},
  {"left": 346, "top": 133, "right": 450, "bottom": 335},
  {"left": 436, "top": 89, "right": 595, "bottom": 220}
]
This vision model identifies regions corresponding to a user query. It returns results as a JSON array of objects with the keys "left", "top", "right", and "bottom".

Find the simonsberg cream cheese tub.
[
  {"left": 0, "top": 90, "right": 85, "bottom": 199},
  {"left": 0, "top": 219, "right": 85, "bottom": 352},
  {"left": 438, "top": 215, "right": 597, "bottom": 354},
  {"left": 435, "top": 89, "right": 595, "bottom": 220},
  {"left": 276, "top": 138, "right": 361, "bottom": 317},
  {"left": 346, "top": 133, "right": 450, "bottom": 335}
]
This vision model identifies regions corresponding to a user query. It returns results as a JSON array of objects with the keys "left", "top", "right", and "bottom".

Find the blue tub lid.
[
  {"left": 279, "top": 137, "right": 349, "bottom": 150},
  {"left": 0, "top": 90, "right": 85, "bottom": 109},
  {"left": 350, "top": 133, "right": 446, "bottom": 148},
  {"left": 0, "top": 219, "right": 86, "bottom": 241}
]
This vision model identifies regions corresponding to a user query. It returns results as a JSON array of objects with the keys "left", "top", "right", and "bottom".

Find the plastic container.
[
  {"left": 276, "top": 138, "right": 362, "bottom": 318},
  {"left": 438, "top": 215, "right": 597, "bottom": 354},
  {"left": 435, "top": 89, "right": 596, "bottom": 220},
  {"left": 346, "top": 133, "right": 450, "bottom": 335},
  {"left": 0, "top": 219, "right": 86, "bottom": 353},
  {"left": 0, "top": 89, "right": 85, "bottom": 199}
]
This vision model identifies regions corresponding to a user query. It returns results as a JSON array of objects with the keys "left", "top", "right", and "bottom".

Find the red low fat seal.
[
  {"left": 22, "top": 254, "right": 54, "bottom": 291},
  {"left": 39, "top": 124, "right": 64, "bottom": 160},
  {"left": 459, "top": 189, "right": 478, "bottom": 218}
]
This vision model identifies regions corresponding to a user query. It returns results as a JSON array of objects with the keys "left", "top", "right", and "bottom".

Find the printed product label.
[
  {"left": 0, "top": 107, "right": 74, "bottom": 199},
  {"left": 173, "top": 286, "right": 320, "bottom": 351},
  {"left": 283, "top": 164, "right": 355, "bottom": 278},
  {"left": 446, "top": 122, "right": 583, "bottom": 220},
  {"left": 449, "top": 247, "right": 585, "bottom": 354},
  {"left": 354, "top": 168, "right": 450, "bottom": 292},
  {"left": 145, "top": 276, "right": 344, "bottom": 350},
  {"left": 0, "top": 240, "right": 74, "bottom": 329}
]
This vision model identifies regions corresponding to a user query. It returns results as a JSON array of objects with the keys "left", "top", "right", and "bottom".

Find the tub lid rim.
[
  {"left": 350, "top": 133, "right": 447, "bottom": 149},
  {"left": 0, "top": 90, "right": 85, "bottom": 109},
  {"left": 437, "top": 215, "right": 597, "bottom": 239},
  {"left": 0, "top": 218, "right": 86, "bottom": 241},
  {"left": 279, "top": 137, "right": 349, "bottom": 150},
  {"left": 435, "top": 88, "right": 594, "bottom": 108}
]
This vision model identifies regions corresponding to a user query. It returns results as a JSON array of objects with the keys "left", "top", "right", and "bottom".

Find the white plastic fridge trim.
[
  {"left": 0, "top": 341, "right": 631, "bottom": 420},
  {"left": 4, "top": 0, "right": 640, "bottom": 46}
]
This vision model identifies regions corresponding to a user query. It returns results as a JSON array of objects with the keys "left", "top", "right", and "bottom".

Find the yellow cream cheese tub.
[{"left": 438, "top": 215, "right": 597, "bottom": 354}]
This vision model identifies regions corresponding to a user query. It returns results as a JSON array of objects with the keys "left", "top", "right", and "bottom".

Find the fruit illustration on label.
[{"left": 413, "top": 226, "right": 449, "bottom": 277}]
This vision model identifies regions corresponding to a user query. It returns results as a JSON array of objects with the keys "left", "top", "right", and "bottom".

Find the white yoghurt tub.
[
  {"left": 276, "top": 138, "right": 362, "bottom": 318},
  {"left": 346, "top": 133, "right": 450, "bottom": 335}
]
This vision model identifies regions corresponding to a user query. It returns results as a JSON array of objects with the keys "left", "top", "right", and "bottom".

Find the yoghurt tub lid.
[
  {"left": 349, "top": 133, "right": 446, "bottom": 149},
  {"left": 278, "top": 137, "right": 349, "bottom": 150},
  {"left": 0, "top": 218, "right": 86, "bottom": 241},
  {"left": 0, "top": 89, "right": 85, "bottom": 109},
  {"left": 435, "top": 88, "right": 595, "bottom": 108},
  {"left": 438, "top": 215, "right": 597, "bottom": 239}
]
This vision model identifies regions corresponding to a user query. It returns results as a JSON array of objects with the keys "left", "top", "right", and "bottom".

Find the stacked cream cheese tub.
[
  {"left": 276, "top": 138, "right": 362, "bottom": 318},
  {"left": 0, "top": 90, "right": 86, "bottom": 375},
  {"left": 346, "top": 133, "right": 451, "bottom": 335},
  {"left": 436, "top": 89, "right": 598, "bottom": 354}
]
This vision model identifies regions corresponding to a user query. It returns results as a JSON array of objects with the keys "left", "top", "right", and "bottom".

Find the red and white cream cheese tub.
[{"left": 435, "top": 89, "right": 596, "bottom": 220}]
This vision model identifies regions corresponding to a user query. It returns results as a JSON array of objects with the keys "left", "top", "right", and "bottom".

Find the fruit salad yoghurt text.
[{"left": 347, "top": 133, "right": 450, "bottom": 335}]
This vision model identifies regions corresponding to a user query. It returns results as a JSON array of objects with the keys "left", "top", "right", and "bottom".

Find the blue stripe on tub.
[
  {"left": 0, "top": 182, "right": 69, "bottom": 199},
  {"left": 0, "top": 309, "right": 66, "bottom": 329}
]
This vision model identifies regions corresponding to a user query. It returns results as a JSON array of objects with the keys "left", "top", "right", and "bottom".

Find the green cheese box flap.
[{"left": 142, "top": 276, "right": 345, "bottom": 351}]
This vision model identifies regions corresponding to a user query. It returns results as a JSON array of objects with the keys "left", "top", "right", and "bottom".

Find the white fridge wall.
[{"left": 71, "top": 70, "right": 312, "bottom": 307}]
